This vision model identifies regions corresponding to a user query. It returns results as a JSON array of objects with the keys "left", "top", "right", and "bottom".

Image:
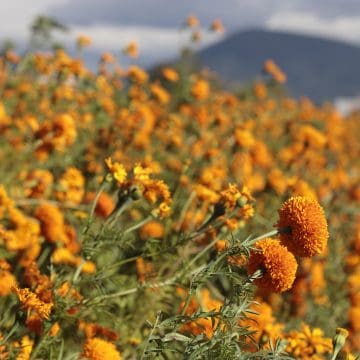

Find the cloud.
[
  {"left": 266, "top": 11, "right": 360, "bottom": 45},
  {"left": 0, "top": 0, "right": 67, "bottom": 43},
  {"left": 48, "top": 0, "right": 360, "bottom": 32}
]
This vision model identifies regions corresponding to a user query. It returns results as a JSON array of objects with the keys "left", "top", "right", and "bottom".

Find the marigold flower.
[
  {"left": 0, "top": 260, "right": 16, "bottom": 296},
  {"left": 35, "top": 203, "right": 68, "bottom": 244},
  {"left": 180, "top": 289, "right": 222, "bottom": 339},
  {"left": 139, "top": 221, "right": 165, "bottom": 239},
  {"left": 191, "top": 79, "right": 209, "bottom": 100},
  {"left": 26, "top": 313, "right": 43, "bottom": 335},
  {"left": 210, "top": 19, "right": 225, "bottom": 33},
  {"left": 150, "top": 83, "right": 170, "bottom": 104},
  {"left": 136, "top": 257, "right": 153, "bottom": 284},
  {"left": 55, "top": 167, "right": 85, "bottom": 204},
  {"left": 247, "top": 238, "right": 298, "bottom": 293},
  {"left": 49, "top": 322, "right": 60, "bottom": 337},
  {"left": 52, "top": 113, "right": 77, "bottom": 151},
  {"left": 13, "top": 335, "right": 33, "bottom": 360},
  {"left": 127, "top": 65, "right": 148, "bottom": 84},
  {"left": 162, "top": 67, "right": 179, "bottom": 82},
  {"left": 284, "top": 323, "right": 333, "bottom": 359},
  {"left": 239, "top": 299, "right": 284, "bottom": 345},
  {"left": 23, "top": 169, "right": 53, "bottom": 198},
  {"left": 81, "top": 337, "right": 122, "bottom": 360},
  {"left": 124, "top": 41, "right": 138, "bottom": 58},
  {"left": 77, "top": 35, "right": 92, "bottom": 48},
  {"left": 186, "top": 14, "right": 200, "bottom": 28},
  {"left": 12, "top": 286, "right": 53, "bottom": 320},
  {"left": 86, "top": 191, "right": 115, "bottom": 218},
  {"left": 101, "top": 52, "right": 115, "bottom": 63},
  {"left": 56, "top": 282, "right": 82, "bottom": 301},
  {"left": 276, "top": 196, "right": 329, "bottom": 257},
  {"left": 79, "top": 321, "right": 119, "bottom": 341},
  {"left": 263, "top": 59, "right": 287, "bottom": 83},
  {"left": 219, "top": 184, "right": 253, "bottom": 212},
  {"left": 105, "top": 158, "right": 127, "bottom": 185}
]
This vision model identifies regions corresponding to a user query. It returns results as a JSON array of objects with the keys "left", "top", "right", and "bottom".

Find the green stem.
[
  {"left": 123, "top": 215, "right": 153, "bottom": 235},
  {"left": 141, "top": 311, "right": 161, "bottom": 360},
  {"left": 89, "top": 180, "right": 107, "bottom": 222},
  {"left": 176, "top": 191, "right": 195, "bottom": 231},
  {"left": 245, "top": 229, "right": 279, "bottom": 246}
]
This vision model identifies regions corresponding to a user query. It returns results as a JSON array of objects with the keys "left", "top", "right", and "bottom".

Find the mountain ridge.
[{"left": 197, "top": 29, "right": 360, "bottom": 102}]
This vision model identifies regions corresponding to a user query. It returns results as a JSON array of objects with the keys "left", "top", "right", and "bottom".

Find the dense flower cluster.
[
  {"left": 0, "top": 21, "right": 359, "bottom": 358},
  {"left": 247, "top": 238, "right": 298, "bottom": 293}
]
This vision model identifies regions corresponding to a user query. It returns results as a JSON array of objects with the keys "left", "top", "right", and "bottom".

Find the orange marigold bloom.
[
  {"left": 13, "top": 335, "right": 33, "bottom": 360},
  {"left": 284, "top": 323, "right": 333, "bottom": 359},
  {"left": 79, "top": 321, "right": 119, "bottom": 341},
  {"left": 349, "top": 306, "right": 360, "bottom": 332},
  {"left": 247, "top": 238, "right": 298, "bottom": 293},
  {"left": 23, "top": 262, "right": 53, "bottom": 303},
  {"left": 162, "top": 67, "right": 179, "bottom": 82},
  {"left": 12, "top": 286, "right": 53, "bottom": 320},
  {"left": 219, "top": 184, "right": 253, "bottom": 212},
  {"left": 35, "top": 203, "right": 68, "bottom": 244},
  {"left": 139, "top": 221, "right": 165, "bottom": 239},
  {"left": 49, "top": 322, "right": 60, "bottom": 337},
  {"left": 136, "top": 257, "right": 153, "bottom": 284},
  {"left": 55, "top": 167, "right": 85, "bottom": 204},
  {"left": 26, "top": 313, "right": 43, "bottom": 335},
  {"left": 186, "top": 14, "right": 200, "bottom": 28},
  {"left": 0, "top": 259, "right": 16, "bottom": 296},
  {"left": 191, "top": 79, "right": 209, "bottom": 100},
  {"left": 239, "top": 299, "right": 284, "bottom": 345},
  {"left": 180, "top": 289, "right": 222, "bottom": 339},
  {"left": 81, "top": 337, "right": 122, "bottom": 360},
  {"left": 52, "top": 113, "right": 77, "bottom": 151},
  {"left": 77, "top": 35, "right": 92, "bottom": 48},
  {"left": 86, "top": 192, "right": 115, "bottom": 218},
  {"left": 23, "top": 169, "right": 53, "bottom": 198},
  {"left": 56, "top": 282, "right": 82, "bottom": 301},
  {"left": 210, "top": 19, "right": 225, "bottom": 33},
  {"left": 263, "top": 59, "right": 287, "bottom": 83},
  {"left": 124, "top": 41, "right": 138, "bottom": 58},
  {"left": 150, "top": 83, "right": 170, "bottom": 104},
  {"left": 276, "top": 196, "right": 329, "bottom": 257},
  {"left": 105, "top": 158, "right": 127, "bottom": 185},
  {"left": 101, "top": 52, "right": 115, "bottom": 63},
  {"left": 128, "top": 65, "right": 148, "bottom": 84}
]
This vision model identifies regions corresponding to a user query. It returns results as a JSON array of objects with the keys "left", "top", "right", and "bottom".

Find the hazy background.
[
  {"left": 1, "top": 0, "right": 360, "bottom": 110},
  {"left": 2, "top": 0, "right": 360, "bottom": 65}
]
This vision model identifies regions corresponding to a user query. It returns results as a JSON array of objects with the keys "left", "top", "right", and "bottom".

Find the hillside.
[{"left": 198, "top": 29, "right": 360, "bottom": 102}]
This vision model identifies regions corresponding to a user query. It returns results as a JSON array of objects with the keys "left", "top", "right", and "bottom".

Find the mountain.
[{"left": 197, "top": 29, "right": 360, "bottom": 102}]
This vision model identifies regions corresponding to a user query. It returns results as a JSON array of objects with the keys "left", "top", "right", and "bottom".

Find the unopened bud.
[{"left": 332, "top": 328, "right": 349, "bottom": 360}]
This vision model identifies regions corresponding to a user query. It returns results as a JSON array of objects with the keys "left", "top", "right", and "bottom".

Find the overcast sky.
[{"left": 1, "top": 0, "right": 360, "bottom": 66}]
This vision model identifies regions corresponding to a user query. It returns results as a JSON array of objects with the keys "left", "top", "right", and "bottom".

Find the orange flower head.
[
  {"left": 12, "top": 286, "right": 53, "bottom": 320},
  {"left": 162, "top": 67, "right": 179, "bottom": 82},
  {"left": 139, "top": 221, "right": 165, "bottom": 239},
  {"left": 210, "top": 19, "right": 225, "bottom": 33},
  {"left": 81, "top": 337, "right": 122, "bottom": 360},
  {"left": 124, "top": 41, "right": 138, "bottom": 58},
  {"left": 186, "top": 14, "right": 200, "bottom": 28},
  {"left": 247, "top": 238, "right": 298, "bottom": 293},
  {"left": 276, "top": 196, "right": 329, "bottom": 257},
  {"left": 77, "top": 35, "right": 92, "bottom": 48}
]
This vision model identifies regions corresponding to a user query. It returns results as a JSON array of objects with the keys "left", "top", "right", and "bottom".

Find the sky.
[{"left": 1, "top": 0, "right": 360, "bottom": 66}]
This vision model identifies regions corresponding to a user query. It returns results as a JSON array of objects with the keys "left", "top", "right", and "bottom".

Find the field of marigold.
[{"left": 0, "top": 36, "right": 360, "bottom": 359}]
